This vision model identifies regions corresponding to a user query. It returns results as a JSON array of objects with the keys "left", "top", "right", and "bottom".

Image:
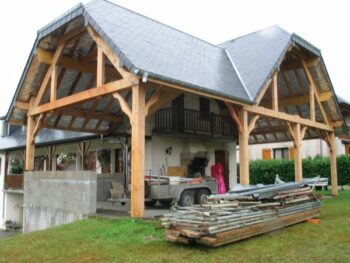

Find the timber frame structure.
[{"left": 4, "top": 0, "right": 346, "bottom": 217}]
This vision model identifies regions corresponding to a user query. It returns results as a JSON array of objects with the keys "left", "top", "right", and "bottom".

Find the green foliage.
[
  {"left": 1, "top": 192, "right": 350, "bottom": 262},
  {"left": 238, "top": 155, "right": 350, "bottom": 185}
]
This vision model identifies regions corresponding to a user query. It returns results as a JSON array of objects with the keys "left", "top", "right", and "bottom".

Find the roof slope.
[
  {"left": 219, "top": 26, "right": 292, "bottom": 100},
  {"left": 84, "top": 0, "right": 251, "bottom": 102}
]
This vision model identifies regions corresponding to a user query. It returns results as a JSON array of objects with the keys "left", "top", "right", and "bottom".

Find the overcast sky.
[{"left": 0, "top": 0, "right": 349, "bottom": 116}]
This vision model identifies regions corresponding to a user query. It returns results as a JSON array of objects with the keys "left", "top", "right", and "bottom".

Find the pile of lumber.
[{"left": 162, "top": 183, "right": 321, "bottom": 247}]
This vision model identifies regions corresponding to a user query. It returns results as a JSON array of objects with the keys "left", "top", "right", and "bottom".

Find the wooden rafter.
[
  {"left": 95, "top": 96, "right": 115, "bottom": 130},
  {"left": 144, "top": 87, "right": 162, "bottom": 117},
  {"left": 113, "top": 92, "right": 132, "bottom": 120},
  {"left": 34, "top": 43, "right": 66, "bottom": 108},
  {"left": 147, "top": 90, "right": 182, "bottom": 116},
  {"left": 87, "top": 26, "right": 138, "bottom": 83},
  {"left": 248, "top": 114, "right": 260, "bottom": 135},
  {"left": 301, "top": 60, "right": 330, "bottom": 125},
  {"left": 15, "top": 101, "right": 29, "bottom": 111}
]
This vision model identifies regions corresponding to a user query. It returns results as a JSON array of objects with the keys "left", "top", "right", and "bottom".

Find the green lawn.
[{"left": 1, "top": 191, "right": 349, "bottom": 263}]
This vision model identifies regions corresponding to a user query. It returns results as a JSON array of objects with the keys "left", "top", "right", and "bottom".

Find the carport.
[{"left": 5, "top": 1, "right": 345, "bottom": 218}]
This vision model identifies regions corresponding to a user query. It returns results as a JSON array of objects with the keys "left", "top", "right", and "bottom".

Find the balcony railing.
[
  {"left": 154, "top": 107, "right": 237, "bottom": 139},
  {"left": 4, "top": 174, "right": 24, "bottom": 189}
]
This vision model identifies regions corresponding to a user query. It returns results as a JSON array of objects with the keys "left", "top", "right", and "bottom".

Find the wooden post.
[
  {"left": 272, "top": 72, "right": 278, "bottom": 111},
  {"left": 130, "top": 84, "right": 146, "bottom": 217},
  {"left": 293, "top": 123, "right": 302, "bottom": 182},
  {"left": 25, "top": 115, "right": 36, "bottom": 171},
  {"left": 329, "top": 132, "right": 338, "bottom": 196},
  {"left": 239, "top": 110, "right": 249, "bottom": 185}
]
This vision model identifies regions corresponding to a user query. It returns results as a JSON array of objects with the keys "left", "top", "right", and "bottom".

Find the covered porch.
[{"left": 5, "top": 5, "right": 345, "bottom": 219}]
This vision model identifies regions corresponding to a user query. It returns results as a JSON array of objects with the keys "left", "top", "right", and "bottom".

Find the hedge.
[{"left": 237, "top": 155, "right": 350, "bottom": 186}]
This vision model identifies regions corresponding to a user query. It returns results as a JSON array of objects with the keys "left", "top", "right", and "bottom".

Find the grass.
[{"left": 1, "top": 191, "right": 350, "bottom": 263}]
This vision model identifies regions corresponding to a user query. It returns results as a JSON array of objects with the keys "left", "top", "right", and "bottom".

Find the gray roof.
[
  {"left": 84, "top": 0, "right": 251, "bottom": 102},
  {"left": 337, "top": 95, "right": 350, "bottom": 106},
  {"left": 0, "top": 126, "right": 95, "bottom": 151}
]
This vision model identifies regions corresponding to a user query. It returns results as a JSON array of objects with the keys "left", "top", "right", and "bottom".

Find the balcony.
[
  {"left": 4, "top": 174, "right": 24, "bottom": 189},
  {"left": 154, "top": 107, "right": 237, "bottom": 139}
]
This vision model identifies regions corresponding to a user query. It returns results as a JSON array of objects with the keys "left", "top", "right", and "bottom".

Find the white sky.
[{"left": 0, "top": 0, "right": 349, "bottom": 116}]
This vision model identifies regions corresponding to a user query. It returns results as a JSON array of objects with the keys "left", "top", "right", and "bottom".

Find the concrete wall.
[{"left": 23, "top": 171, "right": 97, "bottom": 233}]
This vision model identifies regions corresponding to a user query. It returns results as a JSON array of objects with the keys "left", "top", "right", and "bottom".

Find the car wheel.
[
  {"left": 195, "top": 189, "right": 210, "bottom": 204},
  {"left": 159, "top": 199, "right": 172, "bottom": 207},
  {"left": 145, "top": 200, "right": 157, "bottom": 207},
  {"left": 178, "top": 190, "right": 195, "bottom": 207}
]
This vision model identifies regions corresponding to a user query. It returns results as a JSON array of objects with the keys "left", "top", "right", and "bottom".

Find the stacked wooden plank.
[{"left": 162, "top": 183, "right": 321, "bottom": 247}]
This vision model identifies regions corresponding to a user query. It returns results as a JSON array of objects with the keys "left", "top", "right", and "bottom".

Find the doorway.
[{"left": 214, "top": 150, "right": 229, "bottom": 189}]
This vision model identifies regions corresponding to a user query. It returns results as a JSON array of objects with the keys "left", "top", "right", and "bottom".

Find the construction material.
[{"left": 162, "top": 182, "right": 321, "bottom": 247}]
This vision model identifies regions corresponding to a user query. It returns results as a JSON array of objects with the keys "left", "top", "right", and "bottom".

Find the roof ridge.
[
  {"left": 223, "top": 49, "right": 253, "bottom": 101},
  {"left": 218, "top": 25, "right": 289, "bottom": 47},
  {"left": 90, "top": 0, "right": 221, "bottom": 50}
]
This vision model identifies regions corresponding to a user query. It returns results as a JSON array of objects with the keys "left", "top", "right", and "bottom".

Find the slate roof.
[{"left": 0, "top": 126, "right": 95, "bottom": 151}]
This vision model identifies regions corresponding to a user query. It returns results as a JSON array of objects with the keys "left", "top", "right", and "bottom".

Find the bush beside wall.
[{"left": 237, "top": 155, "right": 350, "bottom": 185}]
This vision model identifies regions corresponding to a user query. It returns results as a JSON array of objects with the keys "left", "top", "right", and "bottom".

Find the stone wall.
[{"left": 23, "top": 171, "right": 96, "bottom": 233}]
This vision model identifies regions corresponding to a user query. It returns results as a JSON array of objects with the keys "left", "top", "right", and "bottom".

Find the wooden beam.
[
  {"left": 87, "top": 26, "right": 138, "bottom": 83},
  {"left": 34, "top": 43, "right": 65, "bottom": 107},
  {"left": 45, "top": 146, "right": 56, "bottom": 171},
  {"left": 248, "top": 114, "right": 260, "bottom": 135},
  {"left": 301, "top": 126, "right": 308, "bottom": 140},
  {"left": 150, "top": 78, "right": 247, "bottom": 106},
  {"left": 15, "top": 101, "right": 29, "bottom": 111},
  {"left": 130, "top": 84, "right": 146, "bottom": 217},
  {"left": 147, "top": 90, "right": 182, "bottom": 116},
  {"left": 293, "top": 123, "right": 302, "bottom": 182},
  {"left": 301, "top": 60, "right": 330, "bottom": 125},
  {"left": 309, "top": 89, "right": 315, "bottom": 121},
  {"left": 225, "top": 102, "right": 243, "bottom": 135},
  {"left": 328, "top": 132, "right": 338, "bottom": 196},
  {"left": 50, "top": 66, "right": 58, "bottom": 102},
  {"left": 256, "top": 77, "right": 273, "bottom": 105},
  {"left": 36, "top": 48, "right": 116, "bottom": 77},
  {"left": 25, "top": 99, "right": 36, "bottom": 171},
  {"left": 50, "top": 108, "right": 123, "bottom": 124},
  {"left": 239, "top": 110, "right": 249, "bottom": 186},
  {"left": 97, "top": 46, "right": 105, "bottom": 87},
  {"left": 243, "top": 105, "right": 333, "bottom": 132},
  {"left": 113, "top": 92, "right": 132, "bottom": 120},
  {"left": 272, "top": 72, "right": 278, "bottom": 111},
  {"left": 29, "top": 78, "right": 135, "bottom": 116},
  {"left": 144, "top": 87, "right": 162, "bottom": 117}
]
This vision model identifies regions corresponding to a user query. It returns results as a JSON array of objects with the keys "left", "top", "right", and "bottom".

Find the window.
[
  {"left": 273, "top": 148, "right": 289, "bottom": 160},
  {"left": 199, "top": 97, "right": 210, "bottom": 119}
]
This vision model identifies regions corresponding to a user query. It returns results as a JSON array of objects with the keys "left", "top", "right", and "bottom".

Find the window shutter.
[
  {"left": 289, "top": 147, "right": 295, "bottom": 160},
  {"left": 262, "top": 149, "right": 271, "bottom": 160}
]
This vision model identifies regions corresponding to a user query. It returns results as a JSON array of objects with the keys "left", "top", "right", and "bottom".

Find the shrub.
[{"left": 237, "top": 155, "right": 350, "bottom": 185}]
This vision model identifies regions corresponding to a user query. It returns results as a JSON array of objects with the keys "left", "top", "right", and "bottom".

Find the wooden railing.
[
  {"left": 154, "top": 107, "right": 237, "bottom": 138},
  {"left": 4, "top": 174, "right": 24, "bottom": 189}
]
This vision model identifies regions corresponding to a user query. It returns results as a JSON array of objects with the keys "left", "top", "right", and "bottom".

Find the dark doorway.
[
  {"left": 215, "top": 150, "right": 229, "bottom": 189},
  {"left": 172, "top": 94, "right": 184, "bottom": 131}
]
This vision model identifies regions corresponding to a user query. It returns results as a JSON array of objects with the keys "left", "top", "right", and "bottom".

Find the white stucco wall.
[
  {"left": 244, "top": 137, "right": 346, "bottom": 161},
  {"left": 4, "top": 193, "right": 23, "bottom": 226},
  {"left": 0, "top": 154, "right": 5, "bottom": 229}
]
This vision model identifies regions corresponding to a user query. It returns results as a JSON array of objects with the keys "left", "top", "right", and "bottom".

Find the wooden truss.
[{"left": 22, "top": 24, "right": 339, "bottom": 223}]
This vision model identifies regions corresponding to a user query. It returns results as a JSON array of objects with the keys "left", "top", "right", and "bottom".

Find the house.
[
  {"left": 247, "top": 96, "right": 350, "bottom": 160},
  {"left": 0, "top": 0, "right": 346, "bottom": 231}
]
